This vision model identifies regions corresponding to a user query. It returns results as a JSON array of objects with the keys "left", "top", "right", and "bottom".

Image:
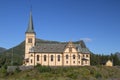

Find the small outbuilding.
[{"left": 105, "top": 60, "right": 113, "bottom": 67}]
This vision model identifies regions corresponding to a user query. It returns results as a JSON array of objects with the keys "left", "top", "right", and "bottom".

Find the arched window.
[
  {"left": 86, "top": 55, "right": 88, "bottom": 57},
  {"left": 73, "top": 55, "right": 75, "bottom": 59},
  {"left": 58, "top": 55, "right": 60, "bottom": 61},
  {"left": 44, "top": 55, "right": 46, "bottom": 61},
  {"left": 51, "top": 55, "right": 53, "bottom": 61},
  {"left": 66, "top": 55, "right": 68, "bottom": 59},
  {"left": 78, "top": 55, "right": 80, "bottom": 59},
  {"left": 37, "top": 55, "right": 39, "bottom": 61}
]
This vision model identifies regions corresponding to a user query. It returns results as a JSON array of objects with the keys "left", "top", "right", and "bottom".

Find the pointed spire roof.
[{"left": 26, "top": 11, "right": 35, "bottom": 34}]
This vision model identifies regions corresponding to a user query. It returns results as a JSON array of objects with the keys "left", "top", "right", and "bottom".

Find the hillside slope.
[{"left": 0, "top": 47, "right": 6, "bottom": 53}]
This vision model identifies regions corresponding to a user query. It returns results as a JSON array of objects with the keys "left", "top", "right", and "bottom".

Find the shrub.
[
  {"left": 15, "top": 67, "right": 21, "bottom": 73},
  {"left": 0, "top": 67, "right": 7, "bottom": 77},
  {"left": 67, "top": 72, "right": 78, "bottom": 79},
  {"left": 95, "top": 72, "right": 102, "bottom": 79},
  {"left": 36, "top": 64, "right": 51, "bottom": 73}
]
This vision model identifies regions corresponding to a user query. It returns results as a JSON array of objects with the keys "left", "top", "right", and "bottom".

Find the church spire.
[{"left": 26, "top": 11, "right": 35, "bottom": 34}]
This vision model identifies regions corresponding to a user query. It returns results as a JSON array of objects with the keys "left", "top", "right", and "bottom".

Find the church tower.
[{"left": 25, "top": 11, "right": 36, "bottom": 62}]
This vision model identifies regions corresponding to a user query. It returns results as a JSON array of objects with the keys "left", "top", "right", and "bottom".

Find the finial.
[{"left": 29, "top": 0, "right": 32, "bottom": 12}]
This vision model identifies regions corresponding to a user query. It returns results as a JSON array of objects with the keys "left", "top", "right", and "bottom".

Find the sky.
[{"left": 0, "top": 0, "right": 120, "bottom": 54}]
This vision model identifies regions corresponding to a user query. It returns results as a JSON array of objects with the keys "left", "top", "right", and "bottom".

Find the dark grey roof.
[
  {"left": 30, "top": 40, "right": 91, "bottom": 53},
  {"left": 26, "top": 11, "right": 35, "bottom": 33},
  {"left": 75, "top": 44, "right": 90, "bottom": 53},
  {"left": 33, "top": 43, "right": 67, "bottom": 53}
]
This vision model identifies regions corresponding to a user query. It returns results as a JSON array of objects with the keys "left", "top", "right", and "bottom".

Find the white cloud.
[{"left": 80, "top": 38, "right": 92, "bottom": 42}]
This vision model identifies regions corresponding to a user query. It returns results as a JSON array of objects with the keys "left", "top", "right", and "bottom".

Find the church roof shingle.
[
  {"left": 33, "top": 43, "right": 66, "bottom": 53},
  {"left": 30, "top": 40, "right": 90, "bottom": 54}
]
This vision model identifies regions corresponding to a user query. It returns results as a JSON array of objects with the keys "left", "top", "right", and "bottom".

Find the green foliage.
[
  {"left": 90, "top": 53, "right": 120, "bottom": 66},
  {"left": 15, "top": 67, "right": 21, "bottom": 73},
  {"left": 0, "top": 41, "right": 24, "bottom": 68},
  {"left": 35, "top": 64, "right": 51, "bottom": 73},
  {"left": 67, "top": 72, "right": 78, "bottom": 79},
  {"left": 0, "top": 66, "right": 7, "bottom": 77},
  {"left": 0, "top": 66, "right": 120, "bottom": 80},
  {"left": 94, "top": 72, "right": 102, "bottom": 78}
]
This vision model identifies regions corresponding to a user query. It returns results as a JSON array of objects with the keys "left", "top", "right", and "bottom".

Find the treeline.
[
  {"left": 0, "top": 52, "right": 120, "bottom": 68},
  {"left": 90, "top": 53, "right": 120, "bottom": 66}
]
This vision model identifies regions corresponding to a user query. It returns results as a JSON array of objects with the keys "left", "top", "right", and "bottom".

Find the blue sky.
[{"left": 0, "top": 0, "right": 120, "bottom": 54}]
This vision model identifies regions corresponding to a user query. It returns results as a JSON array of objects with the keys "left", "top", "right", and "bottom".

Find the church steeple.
[{"left": 26, "top": 11, "right": 35, "bottom": 34}]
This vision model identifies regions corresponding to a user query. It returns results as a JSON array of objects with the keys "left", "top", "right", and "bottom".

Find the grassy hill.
[{"left": 1, "top": 65, "right": 120, "bottom": 80}]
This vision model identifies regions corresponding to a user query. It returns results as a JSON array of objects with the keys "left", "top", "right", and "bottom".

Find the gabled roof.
[
  {"left": 26, "top": 11, "right": 35, "bottom": 34},
  {"left": 29, "top": 40, "right": 91, "bottom": 53}
]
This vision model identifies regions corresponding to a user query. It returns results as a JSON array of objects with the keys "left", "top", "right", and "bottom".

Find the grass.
[{"left": 0, "top": 66, "right": 120, "bottom": 80}]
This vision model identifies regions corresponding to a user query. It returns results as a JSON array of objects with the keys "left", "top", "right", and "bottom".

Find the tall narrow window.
[
  {"left": 44, "top": 55, "right": 46, "bottom": 61},
  {"left": 58, "top": 55, "right": 60, "bottom": 61},
  {"left": 37, "top": 55, "right": 39, "bottom": 61},
  {"left": 31, "top": 59, "right": 32, "bottom": 63},
  {"left": 73, "top": 55, "right": 75, "bottom": 59},
  {"left": 51, "top": 55, "right": 53, "bottom": 61},
  {"left": 28, "top": 38, "right": 32, "bottom": 43},
  {"left": 66, "top": 55, "right": 68, "bottom": 59},
  {"left": 78, "top": 55, "right": 80, "bottom": 59}
]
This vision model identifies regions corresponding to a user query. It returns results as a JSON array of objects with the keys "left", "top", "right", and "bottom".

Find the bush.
[
  {"left": 0, "top": 67, "right": 7, "bottom": 77},
  {"left": 15, "top": 67, "right": 21, "bottom": 73},
  {"left": 67, "top": 72, "right": 78, "bottom": 79},
  {"left": 36, "top": 64, "right": 51, "bottom": 73},
  {"left": 95, "top": 72, "right": 102, "bottom": 78}
]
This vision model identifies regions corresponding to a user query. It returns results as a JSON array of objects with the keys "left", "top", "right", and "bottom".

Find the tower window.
[{"left": 28, "top": 38, "right": 32, "bottom": 43}]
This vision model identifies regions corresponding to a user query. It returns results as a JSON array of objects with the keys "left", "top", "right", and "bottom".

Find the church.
[{"left": 24, "top": 11, "right": 91, "bottom": 66}]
